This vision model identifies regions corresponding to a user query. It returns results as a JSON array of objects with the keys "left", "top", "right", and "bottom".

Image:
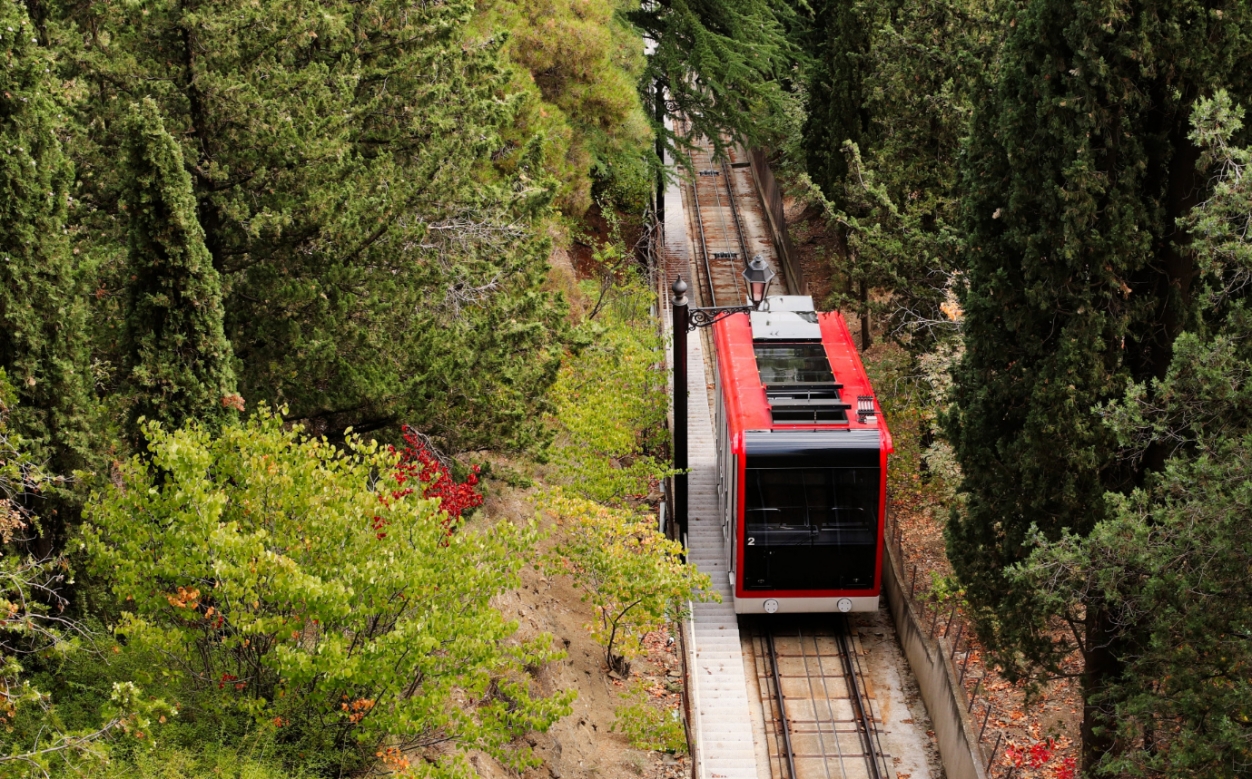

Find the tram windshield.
[{"left": 742, "top": 465, "right": 879, "bottom": 590}]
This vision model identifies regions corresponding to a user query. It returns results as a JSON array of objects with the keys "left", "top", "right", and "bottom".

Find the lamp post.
[
  {"left": 669, "top": 256, "right": 776, "bottom": 544},
  {"left": 671, "top": 278, "right": 688, "bottom": 544}
]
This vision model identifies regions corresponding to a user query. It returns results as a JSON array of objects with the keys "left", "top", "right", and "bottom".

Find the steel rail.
[
  {"left": 802, "top": 624, "right": 850, "bottom": 779},
  {"left": 766, "top": 630, "right": 800, "bottom": 779},
  {"left": 686, "top": 144, "right": 720, "bottom": 308},
  {"left": 721, "top": 158, "right": 751, "bottom": 302},
  {"left": 706, "top": 153, "right": 746, "bottom": 305},
  {"left": 684, "top": 136, "right": 758, "bottom": 310},
  {"left": 811, "top": 625, "right": 859, "bottom": 779},
  {"left": 836, "top": 616, "right": 887, "bottom": 779},
  {"left": 758, "top": 619, "right": 889, "bottom": 779}
]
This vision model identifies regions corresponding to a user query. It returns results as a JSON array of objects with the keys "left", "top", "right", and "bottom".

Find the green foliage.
[
  {"left": 0, "top": 0, "right": 832, "bottom": 771},
  {"left": 0, "top": 0, "right": 92, "bottom": 476},
  {"left": 545, "top": 492, "right": 715, "bottom": 675},
  {"left": 1013, "top": 91, "right": 1252, "bottom": 778},
  {"left": 549, "top": 273, "right": 671, "bottom": 504},
  {"left": 861, "top": 343, "right": 962, "bottom": 511},
  {"left": 122, "top": 98, "right": 237, "bottom": 436},
  {"left": 630, "top": 0, "right": 800, "bottom": 161},
  {"left": 479, "top": 0, "right": 656, "bottom": 215},
  {"left": 84, "top": 410, "right": 574, "bottom": 777},
  {"left": 0, "top": 372, "right": 171, "bottom": 777},
  {"left": 0, "top": 369, "right": 77, "bottom": 767},
  {"left": 947, "top": 0, "right": 1252, "bottom": 765},
  {"left": 0, "top": 370, "right": 46, "bottom": 545},
  {"left": 612, "top": 679, "right": 686, "bottom": 754},
  {"left": 59, "top": 0, "right": 569, "bottom": 453},
  {"left": 1183, "top": 91, "right": 1252, "bottom": 316},
  {"left": 801, "top": 0, "right": 872, "bottom": 205},
  {"left": 795, "top": 0, "right": 1000, "bottom": 347},
  {"left": 1017, "top": 445, "right": 1252, "bottom": 778},
  {"left": 92, "top": 742, "right": 311, "bottom": 779},
  {"left": 0, "top": 681, "right": 175, "bottom": 778}
]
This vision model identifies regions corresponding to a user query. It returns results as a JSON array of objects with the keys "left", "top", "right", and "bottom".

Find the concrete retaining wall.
[{"left": 882, "top": 543, "right": 990, "bottom": 779}]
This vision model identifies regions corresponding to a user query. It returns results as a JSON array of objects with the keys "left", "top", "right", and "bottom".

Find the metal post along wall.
[{"left": 671, "top": 278, "right": 689, "bottom": 542}]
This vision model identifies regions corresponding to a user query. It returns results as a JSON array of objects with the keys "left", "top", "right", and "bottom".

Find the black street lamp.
[
  {"left": 669, "top": 256, "right": 776, "bottom": 544},
  {"left": 743, "top": 254, "right": 777, "bottom": 308}
]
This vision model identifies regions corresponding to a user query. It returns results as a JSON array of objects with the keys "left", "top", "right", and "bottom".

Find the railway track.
[
  {"left": 680, "top": 134, "right": 900, "bottom": 779},
  {"left": 748, "top": 617, "right": 892, "bottom": 779},
  {"left": 686, "top": 141, "right": 783, "bottom": 304}
]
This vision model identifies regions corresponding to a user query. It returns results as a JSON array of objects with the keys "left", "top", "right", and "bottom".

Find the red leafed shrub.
[
  {"left": 372, "top": 427, "right": 483, "bottom": 539},
  {"left": 397, "top": 427, "right": 483, "bottom": 518},
  {"left": 371, "top": 429, "right": 483, "bottom": 540}
]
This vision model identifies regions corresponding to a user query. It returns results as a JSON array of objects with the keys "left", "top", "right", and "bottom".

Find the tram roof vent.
[
  {"left": 759, "top": 295, "right": 816, "bottom": 313},
  {"left": 765, "top": 384, "right": 851, "bottom": 424}
]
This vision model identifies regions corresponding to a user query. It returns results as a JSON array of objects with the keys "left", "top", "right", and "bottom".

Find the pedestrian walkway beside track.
[{"left": 680, "top": 328, "right": 761, "bottom": 779}]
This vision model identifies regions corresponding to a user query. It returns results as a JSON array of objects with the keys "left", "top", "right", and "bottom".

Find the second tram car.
[{"left": 712, "top": 295, "right": 892, "bottom": 614}]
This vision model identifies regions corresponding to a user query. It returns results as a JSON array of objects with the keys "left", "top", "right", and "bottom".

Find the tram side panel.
[{"left": 714, "top": 368, "right": 731, "bottom": 577}]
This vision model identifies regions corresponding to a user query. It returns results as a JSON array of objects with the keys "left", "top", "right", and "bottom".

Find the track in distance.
[{"left": 686, "top": 141, "right": 759, "bottom": 305}]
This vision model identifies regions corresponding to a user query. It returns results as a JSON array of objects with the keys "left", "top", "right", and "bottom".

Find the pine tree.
[
  {"left": 60, "top": 0, "right": 569, "bottom": 453},
  {"left": 121, "top": 98, "right": 237, "bottom": 434},
  {"left": 947, "top": 0, "right": 1252, "bottom": 767},
  {"left": 630, "top": 0, "right": 799, "bottom": 160},
  {"left": 0, "top": 0, "right": 92, "bottom": 474},
  {"left": 485, "top": 0, "right": 657, "bottom": 216}
]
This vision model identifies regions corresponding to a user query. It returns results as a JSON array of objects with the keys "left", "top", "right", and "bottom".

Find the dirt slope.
[{"left": 462, "top": 480, "right": 690, "bottom": 779}]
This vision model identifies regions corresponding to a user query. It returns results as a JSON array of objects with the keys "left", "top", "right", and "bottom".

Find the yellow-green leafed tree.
[
  {"left": 549, "top": 277, "right": 672, "bottom": 504},
  {"left": 546, "top": 492, "right": 716, "bottom": 676},
  {"left": 476, "top": 0, "right": 655, "bottom": 215},
  {"left": 85, "top": 409, "right": 574, "bottom": 778}
]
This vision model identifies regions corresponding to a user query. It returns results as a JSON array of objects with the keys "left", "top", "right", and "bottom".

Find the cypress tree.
[
  {"left": 797, "top": 0, "right": 999, "bottom": 347},
  {"left": 801, "top": 0, "right": 873, "bottom": 204},
  {"left": 121, "top": 98, "right": 237, "bottom": 434},
  {"left": 0, "top": 0, "right": 92, "bottom": 474},
  {"left": 948, "top": 0, "right": 1252, "bottom": 766}
]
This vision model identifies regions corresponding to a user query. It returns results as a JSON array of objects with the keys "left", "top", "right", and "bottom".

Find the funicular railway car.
[{"left": 712, "top": 296, "right": 892, "bottom": 614}]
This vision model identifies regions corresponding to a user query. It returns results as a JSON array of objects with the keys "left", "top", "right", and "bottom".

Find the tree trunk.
[
  {"left": 1082, "top": 603, "right": 1124, "bottom": 771},
  {"left": 859, "top": 278, "right": 871, "bottom": 350}
]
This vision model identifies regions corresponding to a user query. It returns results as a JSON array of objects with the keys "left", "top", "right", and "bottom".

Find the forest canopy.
[{"left": 5, "top": 0, "right": 1252, "bottom": 774}]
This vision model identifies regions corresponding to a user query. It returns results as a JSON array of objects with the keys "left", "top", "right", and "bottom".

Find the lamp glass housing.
[{"left": 742, "top": 257, "right": 776, "bottom": 308}]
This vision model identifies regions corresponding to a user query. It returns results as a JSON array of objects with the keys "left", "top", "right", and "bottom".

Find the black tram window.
[
  {"left": 742, "top": 466, "right": 879, "bottom": 591},
  {"left": 753, "top": 343, "right": 835, "bottom": 385}
]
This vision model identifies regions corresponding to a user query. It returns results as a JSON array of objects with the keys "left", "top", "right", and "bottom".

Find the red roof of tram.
[{"left": 711, "top": 310, "right": 893, "bottom": 454}]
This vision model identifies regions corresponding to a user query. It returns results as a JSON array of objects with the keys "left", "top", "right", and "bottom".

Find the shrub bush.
[
  {"left": 84, "top": 410, "right": 574, "bottom": 777},
  {"left": 549, "top": 277, "right": 671, "bottom": 504},
  {"left": 545, "top": 492, "right": 715, "bottom": 675}
]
